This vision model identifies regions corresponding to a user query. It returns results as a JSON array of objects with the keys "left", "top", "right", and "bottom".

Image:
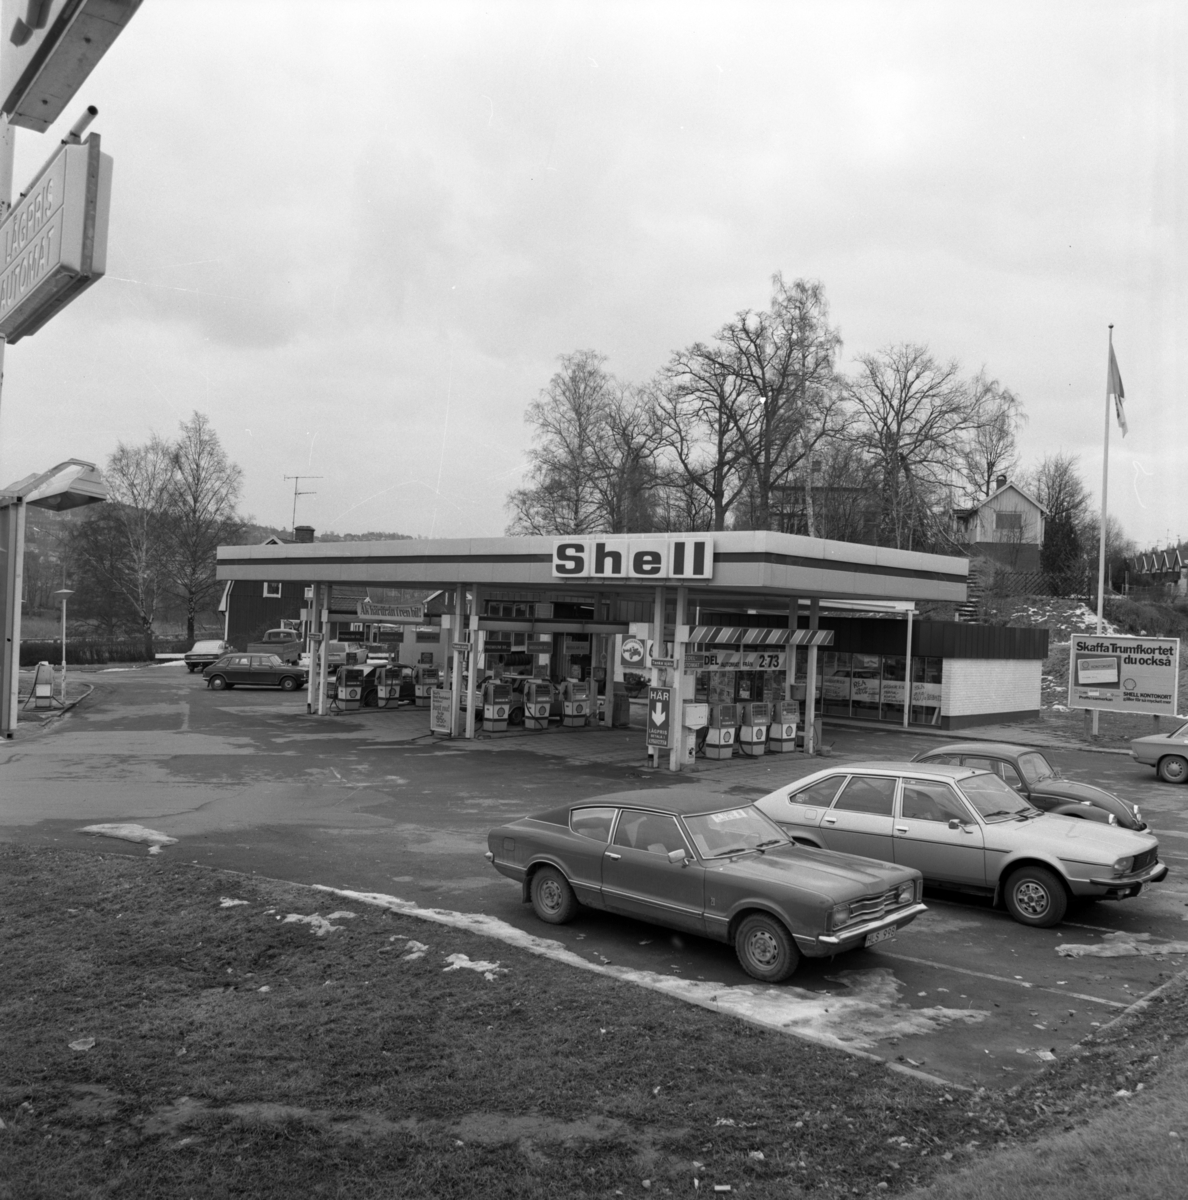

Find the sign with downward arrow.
[{"left": 646, "top": 686, "right": 672, "bottom": 748}]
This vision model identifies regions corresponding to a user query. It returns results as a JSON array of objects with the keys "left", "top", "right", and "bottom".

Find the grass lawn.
[{"left": 2, "top": 845, "right": 1187, "bottom": 1199}]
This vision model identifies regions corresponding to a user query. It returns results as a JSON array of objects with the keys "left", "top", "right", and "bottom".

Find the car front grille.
[
  {"left": 1131, "top": 847, "right": 1158, "bottom": 873},
  {"left": 848, "top": 888, "right": 904, "bottom": 923}
]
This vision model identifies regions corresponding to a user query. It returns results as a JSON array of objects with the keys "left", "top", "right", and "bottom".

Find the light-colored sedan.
[
  {"left": 754, "top": 761, "right": 1167, "bottom": 928},
  {"left": 1129, "top": 720, "right": 1188, "bottom": 784}
]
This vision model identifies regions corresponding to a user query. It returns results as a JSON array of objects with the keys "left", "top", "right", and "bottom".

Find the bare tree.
[
  {"left": 846, "top": 344, "right": 1000, "bottom": 551},
  {"left": 653, "top": 346, "right": 750, "bottom": 531},
  {"left": 958, "top": 373, "right": 1026, "bottom": 498},
  {"left": 165, "top": 412, "right": 245, "bottom": 641},
  {"left": 71, "top": 436, "right": 175, "bottom": 656},
  {"left": 698, "top": 276, "right": 843, "bottom": 530}
]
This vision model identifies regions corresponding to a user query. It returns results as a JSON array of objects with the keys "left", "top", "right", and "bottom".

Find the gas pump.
[
  {"left": 483, "top": 680, "right": 512, "bottom": 732},
  {"left": 768, "top": 699, "right": 799, "bottom": 752},
  {"left": 681, "top": 702, "right": 708, "bottom": 766},
  {"left": 336, "top": 665, "right": 364, "bottom": 712},
  {"left": 414, "top": 665, "right": 440, "bottom": 708},
  {"left": 705, "top": 703, "right": 737, "bottom": 760},
  {"left": 561, "top": 679, "right": 590, "bottom": 727},
  {"left": 523, "top": 680, "right": 553, "bottom": 730},
  {"left": 738, "top": 701, "right": 770, "bottom": 757},
  {"left": 375, "top": 664, "right": 403, "bottom": 709}
]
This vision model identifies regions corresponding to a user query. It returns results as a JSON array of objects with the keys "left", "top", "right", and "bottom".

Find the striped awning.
[{"left": 690, "top": 626, "right": 834, "bottom": 647}]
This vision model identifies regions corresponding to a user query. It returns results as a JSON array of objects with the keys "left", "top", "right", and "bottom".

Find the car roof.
[
  {"left": 798, "top": 760, "right": 985, "bottom": 780},
  {"left": 918, "top": 742, "right": 1045, "bottom": 757},
  {"left": 530, "top": 789, "right": 762, "bottom": 825}
]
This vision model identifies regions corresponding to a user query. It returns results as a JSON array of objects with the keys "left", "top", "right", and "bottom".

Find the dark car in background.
[
  {"left": 911, "top": 742, "right": 1146, "bottom": 831},
  {"left": 184, "top": 639, "right": 232, "bottom": 673},
  {"left": 203, "top": 653, "right": 307, "bottom": 692},
  {"left": 487, "top": 794, "right": 925, "bottom": 982}
]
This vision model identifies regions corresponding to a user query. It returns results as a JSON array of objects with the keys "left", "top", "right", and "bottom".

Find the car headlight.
[
  {"left": 1113, "top": 856, "right": 1134, "bottom": 875},
  {"left": 829, "top": 902, "right": 851, "bottom": 930},
  {"left": 897, "top": 882, "right": 915, "bottom": 905}
]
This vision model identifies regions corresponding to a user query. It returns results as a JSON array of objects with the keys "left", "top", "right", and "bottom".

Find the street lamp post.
[{"left": 51, "top": 588, "right": 74, "bottom": 704}]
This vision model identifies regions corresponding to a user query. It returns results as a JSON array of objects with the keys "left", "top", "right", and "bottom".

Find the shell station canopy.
[{"left": 216, "top": 530, "right": 967, "bottom": 609}]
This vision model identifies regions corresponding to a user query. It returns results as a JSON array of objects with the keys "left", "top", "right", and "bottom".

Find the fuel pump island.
[{"left": 216, "top": 530, "right": 1050, "bottom": 772}]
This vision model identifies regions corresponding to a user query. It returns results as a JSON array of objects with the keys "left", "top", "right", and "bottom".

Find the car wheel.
[
  {"left": 186, "top": 663, "right": 198, "bottom": 673},
  {"left": 362, "top": 687, "right": 378, "bottom": 706},
  {"left": 280, "top": 675, "right": 299, "bottom": 692},
  {"left": 208, "top": 675, "right": 227, "bottom": 690},
  {"left": 734, "top": 913, "right": 800, "bottom": 982},
  {"left": 1157, "top": 755, "right": 1188, "bottom": 784},
  {"left": 1003, "top": 865, "right": 1068, "bottom": 927},
  {"left": 508, "top": 706, "right": 524, "bottom": 727},
  {"left": 529, "top": 866, "right": 579, "bottom": 924}
]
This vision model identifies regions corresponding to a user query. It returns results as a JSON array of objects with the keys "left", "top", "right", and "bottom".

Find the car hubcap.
[
  {"left": 539, "top": 880, "right": 562, "bottom": 912},
  {"left": 746, "top": 929, "right": 780, "bottom": 968},
  {"left": 1166, "top": 759, "right": 1186, "bottom": 781},
  {"left": 1015, "top": 881, "right": 1050, "bottom": 917}
]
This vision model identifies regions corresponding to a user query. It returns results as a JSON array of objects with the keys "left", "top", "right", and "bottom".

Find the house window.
[
  {"left": 263, "top": 582, "right": 282, "bottom": 598},
  {"left": 995, "top": 511, "right": 1023, "bottom": 531}
]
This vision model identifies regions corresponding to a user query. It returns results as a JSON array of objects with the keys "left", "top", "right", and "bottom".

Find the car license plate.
[{"left": 865, "top": 925, "right": 897, "bottom": 947}]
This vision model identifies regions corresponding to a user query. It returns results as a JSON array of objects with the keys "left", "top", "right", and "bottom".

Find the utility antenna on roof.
[{"left": 284, "top": 475, "right": 322, "bottom": 532}]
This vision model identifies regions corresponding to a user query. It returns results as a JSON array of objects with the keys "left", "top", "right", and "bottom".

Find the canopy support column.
[
  {"left": 450, "top": 584, "right": 465, "bottom": 738},
  {"left": 465, "top": 584, "right": 480, "bottom": 739},
  {"left": 903, "top": 608, "right": 914, "bottom": 729},
  {"left": 804, "top": 599, "right": 820, "bottom": 754},
  {"left": 650, "top": 584, "right": 665, "bottom": 769},
  {"left": 669, "top": 585, "right": 688, "bottom": 773}
]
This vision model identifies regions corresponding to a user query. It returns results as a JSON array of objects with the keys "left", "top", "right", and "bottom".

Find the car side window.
[
  {"left": 612, "top": 810, "right": 685, "bottom": 855},
  {"left": 833, "top": 775, "right": 897, "bottom": 816},
  {"left": 924, "top": 753, "right": 958, "bottom": 766},
  {"left": 902, "top": 779, "right": 971, "bottom": 823},
  {"left": 999, "top": 762, "right": 1026, "bottom": 791},
  {"left": 570, "top": 807, "right": 616, "bottom": 843},
  {"left": 789, "top": 775, "right": 846, "bottom": 807},
  {"left": 963, "top": 756, "right": 996, "bottom": 772}
]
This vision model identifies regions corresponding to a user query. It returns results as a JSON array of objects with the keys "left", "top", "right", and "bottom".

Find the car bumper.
[
  {"left": 1086, "top": 861, "right": 1169, "bottom": 892},
  {"left": 800, "top": 902, "right": 927, "bottom": 954}
]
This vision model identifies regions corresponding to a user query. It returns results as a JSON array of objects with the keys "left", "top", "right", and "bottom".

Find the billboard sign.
[
  {"left": 1068, "top": 634, "right": 1181, "bottom": 717},
  {"left": 0, "top": 134, "right": 111, "bottom": 342},
  {"left": 551, "top": 537, "right": 713, "bottom": 580},
  {"left": 357, "top": 600, "right": 424, "bottom": 622},
  {"left": 1, "top": 0, "right": 144, "bottom": 132}
]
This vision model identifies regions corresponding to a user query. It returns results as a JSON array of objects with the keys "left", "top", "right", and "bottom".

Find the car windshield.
[
  {"left": 191, "top": 641, "right": 223, "bottom": 653},
  {"left": 683, "top": 806, "right": 788, "bottom": 858},
  {"left": 1170, "top": 720, "right": 1188, "bottom": 739},
  {"left": 958, "top": 771, "right": 1035, "bottom": 819},
  {"left": 1017, "top": 751, "right": 1057, "bottom": 784}
]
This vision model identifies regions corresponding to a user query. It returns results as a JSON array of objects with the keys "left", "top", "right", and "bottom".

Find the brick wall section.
[{"left": 942, "top": 658, "right": 1041, "bottom": 717}]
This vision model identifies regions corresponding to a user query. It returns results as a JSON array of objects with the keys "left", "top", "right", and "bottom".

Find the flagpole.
[{"left": 1093, "top": 325, "right": 1113, "bottom": 736}]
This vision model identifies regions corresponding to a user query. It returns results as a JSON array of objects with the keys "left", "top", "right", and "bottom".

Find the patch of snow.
[
  {"left": 401, "top": 940, "right": 429, "bottom": 961},
  {"left": 443, "top": 953, "right": 507, "bottom": 981},
  {"left": 1058, "top": 930, "right": 1188, "bottom": 958},
  {"left": 219, "top": 898, "right": 249, "bottom": 908},
  {"left": 314, "top": 886, "right": 990, "bottom": 1053},
  {"left": 325, "top": 910, "right": 358, "bottom": 920},
  {"left": 281, "top": 913, "right": 343, "bottom": 937},
  {"left": 80, "top": 823, "right": 178, "bottom": 855}
]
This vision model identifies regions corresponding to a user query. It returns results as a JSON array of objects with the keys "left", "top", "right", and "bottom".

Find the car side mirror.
[
  {"left": 948, "top": 819, "right": 971, "bottom": 832},
  {"left": 667, "top": 848, "right": 689, "bottom": 866}
]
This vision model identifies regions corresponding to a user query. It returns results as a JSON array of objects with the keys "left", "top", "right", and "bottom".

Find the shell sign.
[{"left": 551, "top": 538, "right": 713, "bottom": 580}]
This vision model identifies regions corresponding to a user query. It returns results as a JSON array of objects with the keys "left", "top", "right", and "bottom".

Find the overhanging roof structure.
[{"left": 217, "top": 530, "right": 967, "bottom": 608}]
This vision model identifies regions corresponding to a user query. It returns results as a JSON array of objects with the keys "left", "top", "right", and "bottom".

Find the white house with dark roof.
[{"left": 953, "top": 475, "right": 1048, "bottom": 572}]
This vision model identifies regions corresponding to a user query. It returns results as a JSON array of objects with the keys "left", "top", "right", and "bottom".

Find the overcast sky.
[{"left": 1, "top": 0, "right": 1182, "bottom": 547}]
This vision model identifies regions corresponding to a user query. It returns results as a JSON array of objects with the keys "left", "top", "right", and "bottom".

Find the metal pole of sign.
[
  {"left": 317, "top": 592, "right": 330, "bottom": 716},
  {"left": 650, "top": 584, "right": 664, "bottom": 769}
]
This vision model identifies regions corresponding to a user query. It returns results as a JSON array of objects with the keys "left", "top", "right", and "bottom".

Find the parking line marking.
[{"left": 879, "top": 952, "right": 1128, "bottom": 1009}]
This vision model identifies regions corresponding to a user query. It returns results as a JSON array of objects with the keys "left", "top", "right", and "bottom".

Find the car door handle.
[
  {"left": 895, "top": 826, "right": 909, "bottom": 833},
  {"left": 605, "top": 851, "right": 622, "bottom": 860},
  {"left": 823, "top": 817, "right": 837, "bottom": 824}
]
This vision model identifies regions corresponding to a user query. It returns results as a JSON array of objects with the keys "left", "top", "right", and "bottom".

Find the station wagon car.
[
  {"left": 1129, "top": 720, "right": 1188, "bottom": 784},
  {"left": 754, "top": 762, "right": 1167, "bottom": 928},
  {"left": 183, "top": 639, "right": 231, "bottom": 673},
  {"left": 203, "top": 653, "right": 307, "bottom": 692},
  {"left": 486, "top": 794, "right": 925, "bottom": 983},
  {"left": 912, "top": 742, "right": 1146, "bottom": 830}
]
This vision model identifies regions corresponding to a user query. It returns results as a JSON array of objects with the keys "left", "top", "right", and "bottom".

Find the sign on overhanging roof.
[
  {"left": 0, "top": 134, "right": 111, "bottom": 342},
  {"left": 356, "top": 600, "right": 425, "bottom": 622},
  {"left": 552, "top": 537, "right": 713, "bottom": 580},
  {"left": 1, "top": 0, "right": 144, "bottom": 133}
]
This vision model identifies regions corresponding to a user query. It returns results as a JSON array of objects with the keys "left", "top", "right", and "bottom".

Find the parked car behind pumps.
[
  {"left": 203, "top": 653, "right": 307, "bottom": 692},
  {"left": 911, "top": 742, "right": 1146, "bottom": 830}
]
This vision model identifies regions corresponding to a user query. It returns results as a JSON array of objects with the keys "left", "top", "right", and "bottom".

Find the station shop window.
[{"left": 262, "top": 582, "right": 282, "bottom": 598}]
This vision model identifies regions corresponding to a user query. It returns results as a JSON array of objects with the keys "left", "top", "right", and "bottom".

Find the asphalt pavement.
[{"left": 4, "top": 662, "right": 1187, "bottom": 1088}]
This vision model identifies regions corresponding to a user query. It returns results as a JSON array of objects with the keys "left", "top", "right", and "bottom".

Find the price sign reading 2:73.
[{"left": 745, "top": 652, "right": 785, "bottom": 670}]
